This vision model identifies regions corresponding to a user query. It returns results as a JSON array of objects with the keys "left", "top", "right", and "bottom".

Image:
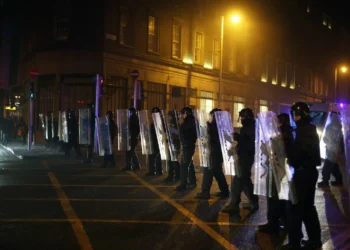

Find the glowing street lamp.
[
  {"left": 219, "top": 14, "right": 242, "bottom": 107},
  {"left": 341, "top": 66, "right": 347, "bottom": 73}
]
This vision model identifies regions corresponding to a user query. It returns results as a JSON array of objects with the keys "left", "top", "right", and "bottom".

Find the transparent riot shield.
[
  {"left": 61, "top": 111, "right": 68, "bottom": 143},
  {"left": 320, "top": 112, "right": 342, "bottom": 162},
  {"left": 39, "top": 114, "right": 45, "bottom": 132},
  {"left": 215, "top": 111, "right": 237, "bottom": 176},
  {"left": 194, "top": 109, "right": 210, "bottom": 167},
  {"left": 138, "top": 110, "right": 154, "bottom": 155},
  {"left": 58, "top": 111, "right": 62, "bottom": 141},
  {"left": 340, "top": 106, "right": 350, "bottom": 208},
  {"left": 258, "top": 111, "right": 294, "bottom": 202},
  {"left": 51, "top": 113, "right": 54, "bottom": 140},
  {"left": 45, "top": 115, "right": 49, "bottom": 140},
  {"left": 116, "top": 109, "right": 130, "bottom": 151},
  {"left": 96, "top": 116, "right": 112, "bottom": 156},
  {"left": 254, "top": 118, "right": 273, "bottom": 197},
  {"left": 164, "top": 110, "right": 181, "bottom": 162},
  {"left": 152, "top": 112, "right": 169, "bottom": 161},
  {"left": 79, "top": 109, "right": 91, "bottom": 145}
]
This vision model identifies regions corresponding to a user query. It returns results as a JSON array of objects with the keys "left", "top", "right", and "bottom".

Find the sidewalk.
[{"left": 0, "top": 141, "right": 63, "bottom": 159}]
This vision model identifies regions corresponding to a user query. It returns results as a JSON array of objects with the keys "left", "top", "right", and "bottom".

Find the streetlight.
[
  {"left": 219, "top": 14, "right": 241, "bottom": 107},
  {"left": 334, "top": 66, "right": 348, "bottom": 102}
]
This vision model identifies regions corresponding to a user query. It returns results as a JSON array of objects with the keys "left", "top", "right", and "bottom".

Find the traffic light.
[{"left": 29, "top": 81, "right": 34, "bottom": 99}]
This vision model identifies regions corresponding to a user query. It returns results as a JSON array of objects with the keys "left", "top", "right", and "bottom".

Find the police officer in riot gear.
[
  {"left": 163, "top": 110, "right": 181, "bottom": 183},
  {"left": 82, "top": 104, "right": 95, "bottom": 164},
  {"left": 221, "top": 108, "right": 259, "bottom": 213},
  {"left": 277, "top": 102, "right": 322, "bottom": 250},
  {"left": 317, "top": 112, "right": 343, "bottom": 188},
  {"left": 258, "top": 113, "right": 293, "bottom": 234},
  {"left": 175, "top": 107, "right": 197, "bottom": 191},
  {"left": 146, "top": 107, "right": 163, "bottom": 176},
  {"left": 100, "top": 111, "right": 116, "bottom": 168},
  {"left": 195, "top": 108, "right": 229, "bottom": 199},
  {"left": 123, "top": 107, "right": 141, "bottom": 171},
  {"left": 65, "top": 109, "right": 81, "bottom": 157}
]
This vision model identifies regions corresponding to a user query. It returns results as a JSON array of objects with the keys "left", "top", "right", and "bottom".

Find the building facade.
[{"left": 13, "top": 0, "right": 350, "bottom": 131}]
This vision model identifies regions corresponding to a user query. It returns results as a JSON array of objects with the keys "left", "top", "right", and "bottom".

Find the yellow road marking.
[
  {"left": 128, "top": 171, "right": 238, "bottom": 250},
  {"left": 44, "top": 161, "right": 93, "bottom": 250},
  {"left": 0, "top": 184, "right": 176, "bottom": 188},
  {"left": 0, "top": 217, "right": 346, "bottom": 227},
  {"left": 2, "top": 198, "right": 222, "bottom": 202}
]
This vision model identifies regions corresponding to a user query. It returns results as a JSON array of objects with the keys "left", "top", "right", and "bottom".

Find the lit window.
[
  {"left": 194, "top": 32, "right": 203, "bottom": 63},
  {"left": 200, "top": 91, "right": 213, "bottom": 115},
  {"left": 148, "top": 16, "right": 159, "bottom": 52},
  {"left": 213, "top": 39, "right": 220, "bottom": 69},
  {"left": 120, "top": 7, "right": 133, "bottom": 45},
  {"left": 233, "top": 102, "right": 244, "bottom": 128},
  {"left": 172, "top": 25, "right": 181, "bottom": 58},
  {"left": 306, "top": 5, "right": 310, "bottom": 13},
  {"left": 260, "top": 105, "right": 268, "bottom": 113}
]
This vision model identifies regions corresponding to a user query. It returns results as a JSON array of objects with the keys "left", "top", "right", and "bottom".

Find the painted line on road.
[
  {"left": 128, "top": 171, "right": 238, "bottom": 250},
  {"left": 2, "top": 198, "right": 223, "bottom": 202},
  {"left": 44, "top": 161, "right": 93, "bottom": 250},
  {"left": 0, "top": 217, "right": 348, "bottom": 228},
  {"left": 0, "top": 184, "right": 176, "bottom": 188}
]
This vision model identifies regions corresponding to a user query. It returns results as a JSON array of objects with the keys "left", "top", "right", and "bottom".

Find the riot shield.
[
  {"left": 215, "top": 111, "right": 237, "bottom": 176},
  {"left": 116, "top": 109, "right": 130, "bottom": 151},
  {"left": 79, "top": 109, "right": 91, "bottom": 145},
  {"left": 138, "top": 110, "right": 154, "bottom": 155},
  {"left": 39, "top": 114, "right": 45, "bottom": 131},
  {"left": 253, "top": 118, "right": 273, "bottom": 197},
  {"left": 51, "top": 113, "right": 54, "bottom": 140},
  {"left": 152, "top": 112, "right": 169, "bottom": 161},
  {"left": 258, "top": 111, "right": 294, "bottom": 202},
  {"left": 61, "top": 111, "right": 69, "bottom": 143},
  {"left": 340, "top": 106, "right": 350, "bottom": 208},
  {"left": 96, "top": 116, "right": 112, "bottom": 156},
  {"left": 58, "top": 111, "right": 62, "bottom": 141},
  {"left": 45, "top": 115, "right": 49, "bottom": 140},
  {"left": 164, "top": 110, "right": 181, "bottom": 162},
  {"left": 194, "top": 109, "right": 210, "bottom": 167},
  {"left": 320, "top": 112, "right": 342, "bottom": 162}
]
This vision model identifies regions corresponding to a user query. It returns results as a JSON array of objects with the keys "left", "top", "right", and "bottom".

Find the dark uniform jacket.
[{"left": 179, "top": 114, "right": 197, "bottom": 148}]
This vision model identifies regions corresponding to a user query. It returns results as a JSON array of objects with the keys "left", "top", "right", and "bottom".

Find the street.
[{"left": 0, "top": 146, "right": 349, "bottom": 250}]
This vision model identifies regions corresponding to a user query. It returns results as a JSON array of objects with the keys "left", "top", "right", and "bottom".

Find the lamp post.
[
  {"left": 334, "top": 66, "right": 347, "bottom": 102},
  {"left": 218, "top": 14, "right": 241, "bottom": 107}
]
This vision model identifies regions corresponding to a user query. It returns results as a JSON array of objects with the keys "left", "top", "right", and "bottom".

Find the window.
[
  {"left": 194, "top": 32, "right": 203, "bottom": 63},
  {"left": 228, "top": 44, "right": 236, "bottom": 72},
  {"left": 172, "top": 25, "right": 181, "bottom": 58},
  {"left": 261, "top": 55, "right": 268, "bottom": 82},
  {"left": 120, "top": 7, "right": 133, "bottom": 45},
  {"left": 213, "top": 39, "right": 220, "bottom": 69},
  {"left": 144, "top": 82, "right": 166, "bottom": 109},
  {"left": 200, "top": 91, "right": 213, "bottom": 115},
  {"left": 54, "top": 17, "right": 69, "bottom": 41},
  {"left": 260, "top": 100, "right": 268, "bottom": 113},
  {"left": 322, "top": 14, "right": 332, "bottom": 30},
  {"left": 233, "top": 102, "right": 244, "bottom": 128},
  {"left": 287, "top": 63, "right": 295, "bottom": 89},
  {"left": 148, "top": 16, "right": 159, "bottom": 53}
]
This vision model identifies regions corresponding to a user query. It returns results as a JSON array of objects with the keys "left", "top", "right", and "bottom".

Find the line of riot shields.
[{"left": 38, "top": 105, "right": 350, "bottom": 207}]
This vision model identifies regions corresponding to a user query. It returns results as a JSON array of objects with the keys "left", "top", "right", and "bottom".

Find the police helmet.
[
  {"left": 239, "top": 108, "right": 254, "bottom": 119},
  {"left": 277, "top": 113, "right": 290, "bottom": 126},
  {"left": 290, "top": 102, "right": 310, "bottom": 120},
  {"left": 151, "top": 107, "right": 161, "bottom": 113},
  {"left": 209, "top": 108, "right": 222, "bottom": 116},
  {"left": 106, "top": 110, "right": 113, "bottom": 119},
  {"left": 181, "top": 106, "right": 193, "bottom": 115},
  {"left": 129, "top": 107, "right": 137, "bottom": 116}
]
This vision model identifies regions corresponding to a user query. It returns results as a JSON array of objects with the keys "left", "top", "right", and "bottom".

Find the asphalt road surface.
[{"left": 0, "top": 146, "right": 349, "bottom": 250}]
